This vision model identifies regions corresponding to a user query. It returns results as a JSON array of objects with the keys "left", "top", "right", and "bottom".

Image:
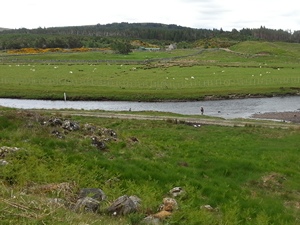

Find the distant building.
[{"left": 167, "top": 43, "right": 177, "bottom": 51}]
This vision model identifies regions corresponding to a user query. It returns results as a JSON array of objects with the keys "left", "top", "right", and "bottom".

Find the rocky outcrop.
[{"left": 42, "top": 116, "right": 118, "bottom": 151}]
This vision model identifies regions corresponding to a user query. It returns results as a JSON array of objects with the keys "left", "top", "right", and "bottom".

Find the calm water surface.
[{"left": 0, "top": 96, "right": 299, "bottom": 119}]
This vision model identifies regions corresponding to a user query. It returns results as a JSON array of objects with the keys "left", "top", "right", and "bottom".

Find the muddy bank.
[{"left": 252, "top": 111, "right": 300, "bottom": 123}]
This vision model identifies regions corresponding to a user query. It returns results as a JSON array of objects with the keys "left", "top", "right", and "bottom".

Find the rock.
[
  {"left": 98, "top": 128, "right": 117, "bottom": 139},
  {"left": 129, "top": 137, "right": 139, "bottom": 142},
  {"left": 159, "top": 198, "right": 178, "bottom": 212},
  {"left": 169, "top": 187, "right": 184, "bottom": 197},
  {"left": 129, "top": 195, "right": 142, "bottom": 209},
  {"left": 201, "top": 204, "right": 215, "bottom": 211},
  {"left": 91, "top": 137, "right": 106, "bottom": 150},
  {"left": 74, "top": 197, "right": 100, "bottom": 213},
  {"left": 153, "top": 210, "right": 172, "bottom": 219},
  {"left": 0, "top": 146, "right": 20, "bottom": 158},
  {"left": 142, "top": 197, "right": 176, "bottom": 224},
  {"left": 107, "top": 195, "right": 140, "bottom": 215},
  {"left": 142, "top": 215, "right": 161, "bottom": 224},
  {"left": 84, "top": 123, "right": 96, "bottom": 132},
  {"left": 0, "top": 159, "right": 8, "bottom": 166},
  {"left": 51, "top": 130, "right": 65, "bottom": 139},
  {"left": 78, "top": 188, "right": 106, "bottom": 201},
  {"left": 62, "top": 120, "right": 80, "bottom": 131},
  {"left": 48, "top": 118, "right": 63, "bottom": 126}
]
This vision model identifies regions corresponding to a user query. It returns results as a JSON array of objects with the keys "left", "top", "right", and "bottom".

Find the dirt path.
[{"left": 51, "top": 110, "right": 300, "bottom": 129}]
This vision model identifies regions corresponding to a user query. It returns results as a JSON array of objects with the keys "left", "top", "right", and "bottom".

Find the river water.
[{"left": 0, "top": 96, "right": 299, "bottom": 119}]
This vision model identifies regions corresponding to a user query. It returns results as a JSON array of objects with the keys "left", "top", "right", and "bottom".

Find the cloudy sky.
[{"left": 2, "top": 0, "right": 299, "bottom": 31}]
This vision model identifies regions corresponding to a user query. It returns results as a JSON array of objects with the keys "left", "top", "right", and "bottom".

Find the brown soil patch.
[{"left": 252, "top": 111, "right": 300, "bottom": 123}]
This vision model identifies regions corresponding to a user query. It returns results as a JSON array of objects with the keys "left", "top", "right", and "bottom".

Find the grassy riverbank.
[
  {"left": 1, "top": 41, "right": 299, "bottom": 101},
  {"left": 0, "top": 108, "right": 300, "bottom": 224}
]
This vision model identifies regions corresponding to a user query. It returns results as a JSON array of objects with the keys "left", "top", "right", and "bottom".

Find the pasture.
[{"left": 0, "top": 41, "right": 299, "bottom": 101}]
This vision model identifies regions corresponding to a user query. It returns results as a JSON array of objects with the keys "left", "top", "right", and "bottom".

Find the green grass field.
[
  {"left": 0, "top": 41, "right": 299, "bottom": 101},
  {"left": 0, "top": 108, "right": 300, "bottom": 224}
]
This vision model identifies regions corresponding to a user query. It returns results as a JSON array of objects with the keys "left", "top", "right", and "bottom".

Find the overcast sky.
[{"left": 2, "top": 0, "right": 299, "bottom": 31}]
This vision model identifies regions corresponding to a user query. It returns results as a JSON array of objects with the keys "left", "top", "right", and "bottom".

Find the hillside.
[
  {"left": 0, "top": 27, "right": 10, "bottom": 32},
  {"left": 0, "top": 23, "right": 300, "bottom": 49}
]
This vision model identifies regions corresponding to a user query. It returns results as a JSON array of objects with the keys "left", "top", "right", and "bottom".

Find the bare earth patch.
[{"left": 252, "top": 111, "right": 300, "bottom": 123}]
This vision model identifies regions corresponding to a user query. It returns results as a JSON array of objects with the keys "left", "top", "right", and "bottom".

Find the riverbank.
[{"left": 252, "top": 111, "right": 300, "bottom": 123}]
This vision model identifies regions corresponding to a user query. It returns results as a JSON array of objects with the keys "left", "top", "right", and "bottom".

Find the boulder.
[
  {"left": 78, "top": 188, "right": 106, "bottom": 201},
  {"left": 129, "top": 195, "right": 142, "bottom": 209},
  {"left": 98, "top": 128, "right": 117, "bottom": 139},
  {"left": 91, "top": 137, "right": 106, "bottom": 150},
  {"left": 74, "top": 197, "right": 100, "bottom": 213},
  {"left": 62, "top": 120, "right": 80, "bottom": 131},
  {"left": 48, "top": 118, "right": 63, "bottom": 126},
  {"left": 159, "top": 198, "right": 178, "bottom": 212},
  {"left": 107, "top": 195, "right": 141, "bottom": 215},
  {"left": 142, "top": 215, "right": 161, "bottom": 224},
  {"left": 169, "top": 187, "right": 184, "bottom": 197}
]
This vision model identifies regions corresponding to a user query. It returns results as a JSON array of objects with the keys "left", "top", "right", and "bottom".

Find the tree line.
[{"left": 0, "top": 23, "right": 299, "bottom": 50}]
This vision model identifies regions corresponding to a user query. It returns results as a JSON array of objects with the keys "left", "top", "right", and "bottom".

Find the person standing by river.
[{"left": 200, "top": 107, "right": 204, "bottom": 115}]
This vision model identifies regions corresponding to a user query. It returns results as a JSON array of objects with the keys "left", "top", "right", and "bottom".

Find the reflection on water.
[{"left": 0, "top": 96, "right": 299, "bottom": 119}]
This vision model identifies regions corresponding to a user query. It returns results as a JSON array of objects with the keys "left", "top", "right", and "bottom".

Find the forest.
[{"left": 0, "top": 22, "right": 300, "bottom": 50}]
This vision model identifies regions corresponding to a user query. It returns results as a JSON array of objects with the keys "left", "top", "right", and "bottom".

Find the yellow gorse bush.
[{"left": 7, "top": 47, "right": 110, "bottom": 54}]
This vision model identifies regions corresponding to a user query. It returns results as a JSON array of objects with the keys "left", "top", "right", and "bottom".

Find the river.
[{"left": 0, "top": 96, "right": 299, "bottom": 119}]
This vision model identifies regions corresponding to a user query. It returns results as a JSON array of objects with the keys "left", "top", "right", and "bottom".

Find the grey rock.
[
  {"left": 91, "top": 137, "right": 106, "bottom": 150},
  {"left": 169, "top": 187, "right": 185, "bottom": 197},
  {"left": 0, "top": 159, "right": 8, "bottom": 166},
  {"left": 78, "top": 188, "right": 106, "bottom": 201},
  {"left": 51, "top": 130, "right": 65, "bottom": 139},
  {"left": 74, "top": 197, "right": 100, "bottom": 213},
  {"left": 98, "top": 128, "right": 117, "bottom": 139},
  {"left": 142, "top": 215, "right": 161, "bottom": 225},
  {"left": 107, "top": 195, "right": 140, "bottom": 215},
  {"left": 62, "top": 120, "right": 80, "bottom": 131},
  {"left": 48, "top": 118, "right": 63, "bottom": 126},
  {"left": 129, "top": 195, "right": 142, "bottom": 208}
]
